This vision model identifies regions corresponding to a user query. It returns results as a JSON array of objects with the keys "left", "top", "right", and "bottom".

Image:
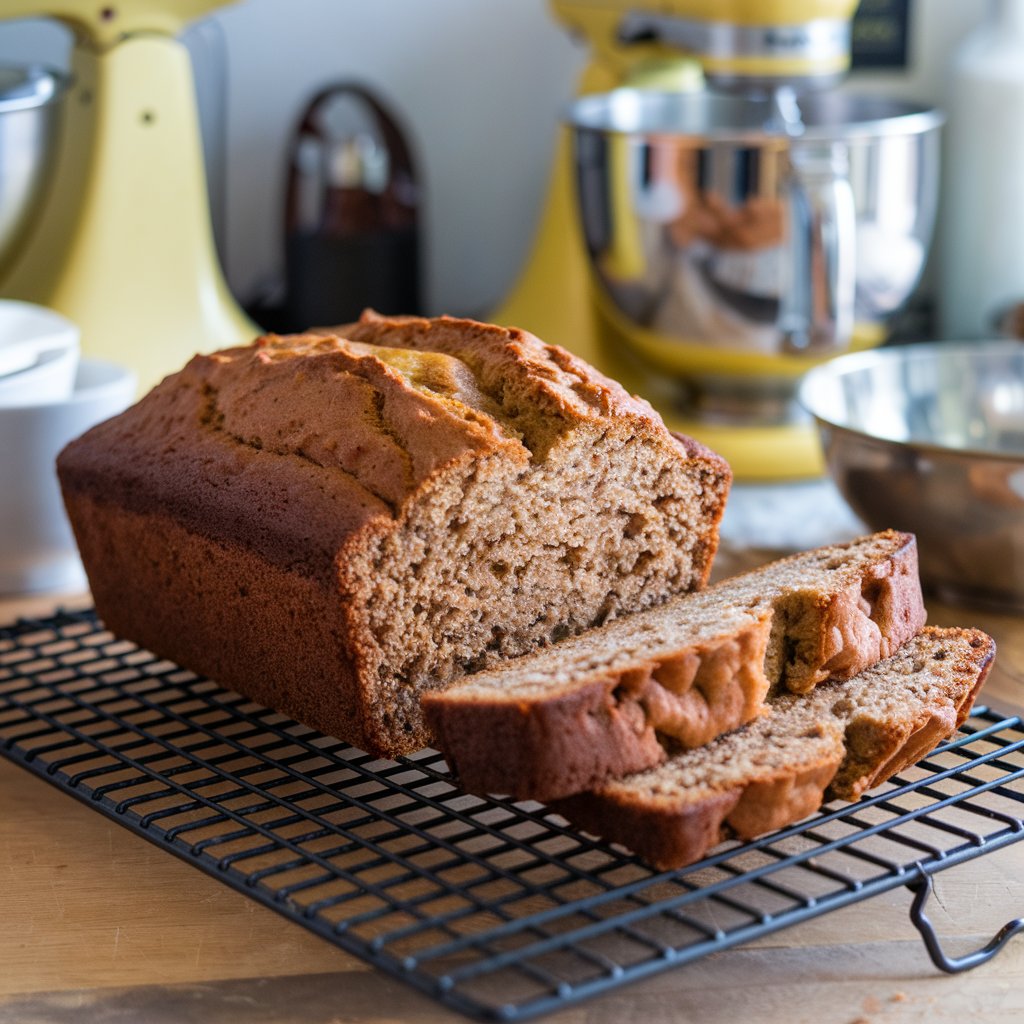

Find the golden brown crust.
[
  {"left": 727, "top": 755, "right": 843, "bottom": 839},
  {"left": 329, "top": 311, "right": 684, "bottom": 441},
  {"left": 57, "top": 346, "right": 398, "bottom": 582},
  {"left": 555, "top": 787, "right": 744, "bottom": 872},
  {"left": 636, "top": 626, "right": 772, "bottom": 747}
]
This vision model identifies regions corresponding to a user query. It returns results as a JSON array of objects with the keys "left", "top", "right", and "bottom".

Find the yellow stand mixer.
[
  {"left": 493, "top": 0, "right": 870, "bottom": 479},
  {"left": 0, "top": 0, "right": 253, "bottom": 393}
]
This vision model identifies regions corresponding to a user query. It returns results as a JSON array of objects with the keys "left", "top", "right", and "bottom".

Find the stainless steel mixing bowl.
[
  {"left": 569, "top": 89, "right": 943, "bottom": 416},
  {"left": 0, "top": 65, "right": 69, "bottom": 277},
  {"left": 799, "top": 341, "right": 1024, "bottom": 611}
]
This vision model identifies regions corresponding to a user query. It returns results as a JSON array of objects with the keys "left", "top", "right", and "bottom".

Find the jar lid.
[{"left": 0, "top": 65, "right": 69, "bottom": 114}]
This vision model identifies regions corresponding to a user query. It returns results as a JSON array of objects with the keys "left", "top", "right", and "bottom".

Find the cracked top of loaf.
[{"left": 58, "top": 311, "right": 728, "bottom": 582}]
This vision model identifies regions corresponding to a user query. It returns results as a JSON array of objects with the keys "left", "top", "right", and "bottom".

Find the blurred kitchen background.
[
  {"left": 3, "top": 0, "right": 1024, "bottom": 595},
  {"left": 0, "top": 0, "right": 996, "bottom": 322}
]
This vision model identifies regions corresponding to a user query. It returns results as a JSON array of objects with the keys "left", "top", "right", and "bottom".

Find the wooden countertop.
[{"left": 2, "top": 559, "right": 1024, "bottom": 1024}]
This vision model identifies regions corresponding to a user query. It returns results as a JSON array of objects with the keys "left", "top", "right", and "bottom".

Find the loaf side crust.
[
  {"left": 61, "top": 494, "right": 372, "bottom": 749},
  {"left": 566, "top": 788, "right": 746, "bottom": 873},
  {"left": 554, "top": 750, "right": 844, "bottom": 872}
]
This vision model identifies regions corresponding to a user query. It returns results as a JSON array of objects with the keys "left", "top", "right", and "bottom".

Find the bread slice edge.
[
  {"left": 550, "top": 627, "right": 996, "bottom": 870},
  {"left": 423, "top": 531, "right": 927, "bottom": 801}
]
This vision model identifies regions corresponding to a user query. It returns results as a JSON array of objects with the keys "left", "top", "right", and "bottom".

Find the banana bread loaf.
[
  {"left": 422, "top": 530, "right": 926, "bottom": 801},
  {"left": 57, "top": 312, "right": 730, "bottom": 757},
  {"left": 551, "top": 627, "right": 995, "bottom": 870}
]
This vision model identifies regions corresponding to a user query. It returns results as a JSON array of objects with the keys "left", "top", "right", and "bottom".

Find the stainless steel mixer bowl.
[
  {"left": 0, "top": 65, "right": 69, "bottom": 276},
  {"left": 799, "top": 341, "right": 1024, "bottom": 611},
  {"left": 569, "top": 89, "right": 943, "bottom": 407}
]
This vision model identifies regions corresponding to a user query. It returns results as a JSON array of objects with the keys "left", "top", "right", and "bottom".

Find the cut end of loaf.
[
  {"left": 307, "top": 312, "right": 731, "bottom": 756},
  {"left": 351, "top": 420, "right": 729, "bottom": 755}
]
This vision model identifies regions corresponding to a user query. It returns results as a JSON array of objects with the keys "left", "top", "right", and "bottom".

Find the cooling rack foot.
[{"left": 908, "top": 870, "right": 1024, "bottom": 973}]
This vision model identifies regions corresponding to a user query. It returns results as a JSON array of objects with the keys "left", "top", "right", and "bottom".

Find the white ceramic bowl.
[
  {"left": 0, "top": 358, "right": 136, "bottom": 594},
  {"left": 0, "top": 299, "right": 80, "bottom": 406}
]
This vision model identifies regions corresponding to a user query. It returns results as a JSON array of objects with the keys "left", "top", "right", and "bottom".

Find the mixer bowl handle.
[{"left": 782, "top": 141, "right": 856, "bottom": 354}]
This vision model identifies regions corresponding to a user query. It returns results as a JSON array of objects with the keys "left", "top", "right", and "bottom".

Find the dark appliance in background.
[{"left": 255, "top": 84, "right": 422, "bottom": 332}]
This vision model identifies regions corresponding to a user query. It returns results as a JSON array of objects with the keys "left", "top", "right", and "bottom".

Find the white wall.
[
  {"left": 209, "top": 0, "right": 584, "bottom": 316},
  {"left": 0, "top": 0, "right": 988, "bottom": 319}
]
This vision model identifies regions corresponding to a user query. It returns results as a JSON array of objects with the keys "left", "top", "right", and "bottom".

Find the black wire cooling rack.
[{"left": 3, "top": 608, "right": 1024, "bottom": 1022}]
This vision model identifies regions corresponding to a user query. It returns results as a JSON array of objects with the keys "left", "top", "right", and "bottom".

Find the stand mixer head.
[
  {"left": 553, "top": 0, "right": 859, "bottom": 96},
  {"left": 0, "top": 0, "right": 254, "bottom": 392}
]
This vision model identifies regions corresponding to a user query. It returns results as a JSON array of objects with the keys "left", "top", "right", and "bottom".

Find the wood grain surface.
[{"left": 2, "top": 560, "right": 1023, "bottom": 1024}]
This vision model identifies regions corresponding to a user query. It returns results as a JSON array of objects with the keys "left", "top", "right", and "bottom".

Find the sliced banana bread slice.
[
  {"left": 422, "top": 531, "right": 926, "bottom": 800},
  {"left": 551, "top": 627, "right": 995, "bottom": 870}
]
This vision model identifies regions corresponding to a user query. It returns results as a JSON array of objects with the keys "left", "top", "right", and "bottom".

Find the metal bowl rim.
[
  {"left": 797, "top": 340, "right": 1024, "bottom": 463},
  {"left": 566, "top": 88, "right": 945, "bottom": 142},
  {"left": 0, "top": 64, "right": 71, "bottom": 114}
]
